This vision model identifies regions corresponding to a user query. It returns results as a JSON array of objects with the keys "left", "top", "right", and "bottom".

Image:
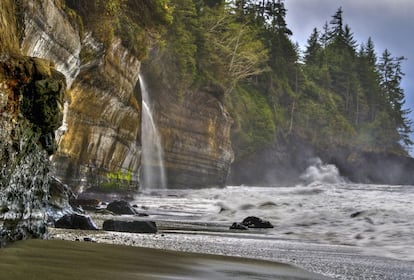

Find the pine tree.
[
  {"left": 320, "top": 21, "right": 330, "bottom": 47},
  {"left": 304, "top": 28, "right": 322, "bottom": 65},
  {"left": 328, "top": 7, "right": 344, "bottom": 43},
  {"left": 357, "top": 37, "right": 381, "bottom": 122},
  {"left": 378, "top": 49, "right": 412, "bottom": 146},
  {"left": 343, "top": 25, "right": 357, "bottom": 51},
  {"left": 365, "top": 37, "right": 377, "bottom": 65}
]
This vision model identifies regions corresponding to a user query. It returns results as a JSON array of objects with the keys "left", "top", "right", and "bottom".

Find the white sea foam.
[
  {"left": 299, "top": 157, "right": 346, "bottom": 184},
  {"left": 132, "top": 183, "right": 414, "bottom": 262}
]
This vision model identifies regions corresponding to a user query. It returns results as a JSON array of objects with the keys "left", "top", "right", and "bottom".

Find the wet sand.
[
  {"left": 48, "top": 227, "right": 414, "bottom": 280},
  {"left": 0, "top": 239, "right": 327, "bottom": 280}
]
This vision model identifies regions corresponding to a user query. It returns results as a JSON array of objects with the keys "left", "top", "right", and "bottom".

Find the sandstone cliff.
[
  {"left": 52, "top": 36, "right": 142, "bottom": 189},
  {"left": 143, "top": 75, "right": 234, "bottom": 188},
  {"left": 15, "top": 0, "right": 142, "bottom": 189},
  {"left": 11, "top": 0, "right": 234, "bottom": 190}
]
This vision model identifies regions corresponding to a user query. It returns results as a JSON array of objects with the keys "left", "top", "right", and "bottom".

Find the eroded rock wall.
[
  {"left": 54, "top": 36, "right": 142, "bottom": 189},
  {"left": 0, "top": 0, "right": 19, "bottom": 53},
  {"left": 14, "top": 0, "right": 234, "bottom": 190},
  {"left": 18, "top": 0, "right": 142, "bottom": 189},
  {"left": 144, "top": 79, "right": 234, "bottom": 188},
  {"left": 0, "top": 54, "right": 65, "bottom": 245},
  {"left": 21, "top": 0, "right": 81, "bottom": 87}
]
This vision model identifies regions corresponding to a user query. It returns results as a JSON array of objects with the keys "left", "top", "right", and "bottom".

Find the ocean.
[
  {"left": 132, "top": 160, "right": 414, "bottom": 263},
  {"left": 46, "top": 159, "right": 414, "bottom": 279}
]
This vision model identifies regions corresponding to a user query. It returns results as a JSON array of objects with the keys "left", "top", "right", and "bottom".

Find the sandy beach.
[
  {"left": 0, "top": 238, "right": 328, "bottom": 280},
  {"left": 45, "top": 226, "right": 414, "bottom": 280}
]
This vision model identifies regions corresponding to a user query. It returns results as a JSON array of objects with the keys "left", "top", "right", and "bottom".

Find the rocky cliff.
[
  {"left": 52, "top": 36, "right": 142, "bottom": 190},
  {"left": 15, "top": 0, "right": 142, "bottom": 189},
  {"left": 0, "top": 54, "right": 66, "bottom": 245},
  {"left": 143, "top": 74, "right": 234, "bottom": 188},
  {"left": 0, "top": 0, "right": 67, "bottom": 243},
  {"left": 10, "top": 0, "right": 234, "bottom": 190}
]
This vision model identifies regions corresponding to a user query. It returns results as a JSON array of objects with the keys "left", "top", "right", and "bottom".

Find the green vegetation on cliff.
[
  {"left": 62, "top": 0, "right": 173, "bottom": 59},
  {"left": 148, "top": 1, "right": 412, "bottom": 159},
  {"left": 57, "top": 0, "right": 411, "bottom": 159}
]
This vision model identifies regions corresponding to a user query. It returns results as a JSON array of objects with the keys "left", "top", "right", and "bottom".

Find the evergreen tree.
[
  {"left": 328, "top": 7, "right": 344, "bottom": 43},
  {"left": 378, "top": 49, "right": 412, "bottom": 146},
  {"left": 304, "top": 28, "right": 322, "bottom": 65},
  {"left": 357, "top": 37, "right": 381, "bottom": 122},
  {"left": 320, "top": 21, "right": 330, "bottom": 47},
  {"left": 343, "top": 24, "right": 357, "bottom": 51},
  {"left": 365, "top": 37, "right": 377, "bottom": 65}
]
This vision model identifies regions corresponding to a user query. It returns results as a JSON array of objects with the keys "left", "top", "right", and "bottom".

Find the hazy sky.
[{"left": 284, "top": 0, "right": 414, "bottom": 147}]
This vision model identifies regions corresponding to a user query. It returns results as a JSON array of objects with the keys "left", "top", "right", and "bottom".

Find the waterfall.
[{"left": 139, "top": 74, "right": 167, "bottom": 190}]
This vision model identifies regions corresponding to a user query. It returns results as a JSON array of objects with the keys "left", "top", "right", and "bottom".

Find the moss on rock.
[{"left": 0, "top": 55, "right": 66, "bottom": 154}]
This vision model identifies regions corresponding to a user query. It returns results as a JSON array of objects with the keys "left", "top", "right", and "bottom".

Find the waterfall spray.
[{"left": 139, "top": 74, "right": 167, "bottom": 190}]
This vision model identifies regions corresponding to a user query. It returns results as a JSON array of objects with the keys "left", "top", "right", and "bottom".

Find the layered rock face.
[
  {"left": 52, "top": 37, "right": 142, "bottom": 189},
  {"left": 0, "top": 0, "right": 19, "bottom": 53},
  {"left": 145, "top": 79, "right": 234, "bottom": 188},
  {"left": 11, "top": 0, "right": 234, "bottom": 190},
  {"left": 18, "top": 0, "right": 142, "bottom": 189},
  {"left": 21, "top": 0, "right": 81, "bottom": 87}
]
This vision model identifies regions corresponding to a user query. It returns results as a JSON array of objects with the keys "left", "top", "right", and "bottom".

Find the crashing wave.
[{"left": 300, "top": 157, "right": 346, "bottom": 185}]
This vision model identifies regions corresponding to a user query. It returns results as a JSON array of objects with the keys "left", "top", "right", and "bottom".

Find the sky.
[{"left": 284, "top": 0, "right": 414, "bottom": 153}]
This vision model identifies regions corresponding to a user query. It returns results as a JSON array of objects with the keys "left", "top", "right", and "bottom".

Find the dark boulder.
[
  {"left": 229, "top": 222, "right": 248, "bottom": 230},
  {"left": 350, "top": 211, "right": 366, "bottom": 218},
  {"left": 102, "top": 220, "right": 157, "bottom": 233},
  {"left": 106, "top": 200, "right": 136, "bottom": 215},
  {"left": 241, "top": 216, "right": 274, "bottom": 228},
  {"left": 55, "top": 213, "right": 98, "bottom": 230}
]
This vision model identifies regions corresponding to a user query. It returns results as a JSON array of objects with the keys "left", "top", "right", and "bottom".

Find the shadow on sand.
[{"left": 0, "top": 239, "right": 329, "bottom": 280}]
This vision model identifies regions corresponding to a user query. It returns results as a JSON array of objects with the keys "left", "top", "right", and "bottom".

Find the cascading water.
[{"left": 139, "top": 74, "right": 167, "bottom": 190}]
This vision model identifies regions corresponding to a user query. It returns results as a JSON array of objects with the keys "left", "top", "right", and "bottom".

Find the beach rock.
[
  {"left": 350, "top": 211, "right": 366, "bottom": 218},
  {"left": 55, "top": 213, "right": 98, "bottom": 230},
  {"left": 106, "top": 200, "right": 137, "bottom": 215},
  {"left": 241, "top": 216, "right": 274, "bottom": 228},
  {"left": 83, "top": 237, "right": 96, "bottom": 242},
  {"left": 102, "top": 220, "right": 157, "bottom": 233},
  {"left": 48, "top": 177, "right": 76, "bottom": 211},
  {"left": 70, "top": 198, "right": 101, "bottom": 211},
  {"left": 229, "top": 222, "right": 248, "bottom": 230},
  {"left": 0, "top": 53, "right": 66, "bottom": 245}
]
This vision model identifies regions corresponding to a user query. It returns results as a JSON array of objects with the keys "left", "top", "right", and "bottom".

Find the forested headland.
[{"left": 139, "top": 0, "right": 412, "bottom": 161}]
